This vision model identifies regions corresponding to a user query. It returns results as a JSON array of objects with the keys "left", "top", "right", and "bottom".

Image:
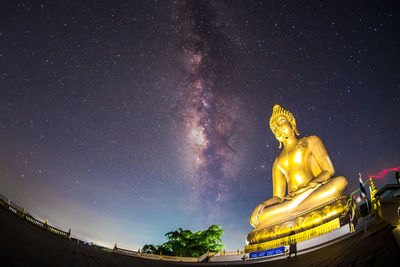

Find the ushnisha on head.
[{"left": 269, "top": 105, "right": 300, "bottom": 148}]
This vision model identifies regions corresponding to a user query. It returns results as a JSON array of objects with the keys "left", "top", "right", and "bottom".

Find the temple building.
[{"left": 374, "top": 182, "right": 400, "bottom": 226}]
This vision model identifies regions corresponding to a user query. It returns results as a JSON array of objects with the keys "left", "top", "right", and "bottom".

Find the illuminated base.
[
  {"left": 246, "top": 196, "right": 348, "bottom": 246},
  {"left": 245, "top": 217, "right": 343, "bottom": 253}
]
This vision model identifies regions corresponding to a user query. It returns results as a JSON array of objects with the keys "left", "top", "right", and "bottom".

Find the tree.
[
  {"left": 142, "top": 225, "right": 224, "bottom": 257},
  {"left": 141, "top": 244, "right": 159, "bottom": 254}
]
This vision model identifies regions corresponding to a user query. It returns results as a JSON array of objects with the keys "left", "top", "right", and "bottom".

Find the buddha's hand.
[
  {"left": 250, "top": 203, "right": 264, "bottom": 227},
  {"left": 250, "top": 197, "right": 282, "bottom": 227},
  {"left": 307, "top": 177, "right": 328, "bottom": 189},
  {"left": 309, "top": 171, "right": 332, "bottom": 187},
  {"left": 306, "top": 181, "right": 320, "bottom": 188},
  {"left": 263, "top": 196, "right": 282, "bottom": 206},
  {"left": 288, "top": 185, "right": 310, "bottom": 197}
]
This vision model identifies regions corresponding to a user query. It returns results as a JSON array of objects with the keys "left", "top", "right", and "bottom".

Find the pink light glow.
[{"left": 369, "top": 167, "right": 400, "bottom": 179}]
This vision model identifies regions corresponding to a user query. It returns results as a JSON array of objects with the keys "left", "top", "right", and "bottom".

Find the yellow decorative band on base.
[
  {"left": 247, "top": 196, "right": 348, "bottom": 245},
  {"left": 244, "top": 217, "right": 341, "bottom": 253}
]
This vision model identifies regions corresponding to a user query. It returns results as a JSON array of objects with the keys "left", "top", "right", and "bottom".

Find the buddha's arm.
[
  {"left": 272, "top": 158, "right": 285, "bottom": 199},
  {"left": 308, "top": 136, "right": 335, "bottom": 185}
]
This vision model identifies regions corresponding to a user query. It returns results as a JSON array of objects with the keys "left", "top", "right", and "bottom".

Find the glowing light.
[
  {"left": 294, "top": 150, "right": 302, "bottom": 163},
  {"left": 369, "top": 166, "right": 400, "bottom": 179},
  {"left": 282, "top": 160, "right": 289, "bottom": 168},
  {"left": 312, "top": 218, "right": 322, "bottom": 224},
  {"left": 295, "top": 174, "right": 303, "bottom": 184},
  {"left": 317, "top": 186, "right": 336, "bottom": 199},
  {"left": 189, "top": 126, "right": 208, "bottom": 148},
  {"left": 327, "top": 210, "right": 337, "bottom": 217}
]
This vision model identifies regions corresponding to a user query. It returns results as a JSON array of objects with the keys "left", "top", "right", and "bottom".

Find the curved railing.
[
  {"left": 0, "top": 194, "right": 218, "bottom": 263},
  {"left": 0, "top": 197, "right": 71, "bottom": 239},
  {"left": 112, "top": 245, "right": 210, "bottom": 262}
]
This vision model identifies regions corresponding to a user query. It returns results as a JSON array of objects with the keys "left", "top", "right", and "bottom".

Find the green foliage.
[
  {"left": 142, "top": 225, "right": 224, "bottom": 257},
  {"left": 142, "top": 244, "right": 159, "bottom": 254}
]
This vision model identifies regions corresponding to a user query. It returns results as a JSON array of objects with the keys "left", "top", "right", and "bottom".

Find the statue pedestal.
[{"left": 245, "top": 196, "right": 348, "bottom": 252}]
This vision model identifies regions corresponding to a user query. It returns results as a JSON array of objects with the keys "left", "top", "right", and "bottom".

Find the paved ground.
[{"left": 1, "top": 206, "right": 399, "bottom": 266}]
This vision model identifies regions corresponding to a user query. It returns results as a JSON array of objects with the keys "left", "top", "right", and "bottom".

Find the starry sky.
[{"left": 1, "top": 0, "right": 399, "bottom": 251}]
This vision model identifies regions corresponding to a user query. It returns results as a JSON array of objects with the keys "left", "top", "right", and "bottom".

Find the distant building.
[{"left": 375, "top": 184, "right": 400, "bottom": 226}]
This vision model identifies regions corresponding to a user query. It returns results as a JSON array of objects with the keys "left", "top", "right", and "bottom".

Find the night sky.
[{"left": 1, "top": 0, "right": 399, "bottom": 251}]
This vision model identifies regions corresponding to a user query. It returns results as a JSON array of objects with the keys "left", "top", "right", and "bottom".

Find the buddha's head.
[{"left": 269, "top": 105, "right": 299, "bottom": 148}]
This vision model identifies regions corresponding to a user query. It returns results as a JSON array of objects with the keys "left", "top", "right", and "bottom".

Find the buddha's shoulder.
[{"left": 301, "top": 135, "right": 323, "bottom": 144}]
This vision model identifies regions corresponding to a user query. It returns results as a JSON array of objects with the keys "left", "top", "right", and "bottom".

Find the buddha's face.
[{"left": 271, "top": 115, "right": 295, "bottom": 142}]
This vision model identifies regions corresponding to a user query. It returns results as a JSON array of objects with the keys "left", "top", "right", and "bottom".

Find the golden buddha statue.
[{"left": 247, "top": 105, "right": 348, "bottom": 246}]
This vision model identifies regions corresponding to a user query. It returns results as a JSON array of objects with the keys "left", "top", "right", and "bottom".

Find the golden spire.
[
  {"left": 370, "top": 177, "right": 376, "bottom": 191},
  {"left": 269, "top": 105, "right": 300, "bottom": 136},
  {"left": 369, "top": 177, "right": 377, "bottom": 199}
]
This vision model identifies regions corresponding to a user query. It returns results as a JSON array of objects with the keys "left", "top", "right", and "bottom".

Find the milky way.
[{"left": 174, "top": 1, "right": 242, "bottom": 204}]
